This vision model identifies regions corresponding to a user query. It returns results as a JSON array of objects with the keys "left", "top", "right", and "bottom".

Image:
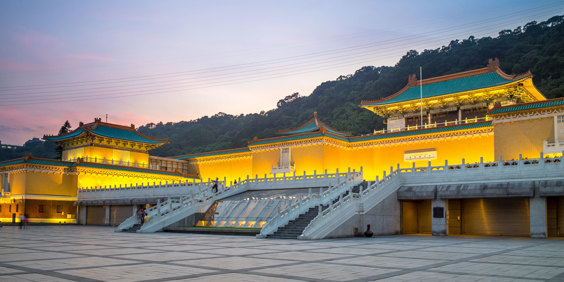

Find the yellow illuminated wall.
[
  {"left": 77, "top": 168, "right": 188, "bottom": 189},
  {"left": 251, "top": 150, "right": 278, "bottom": 177},
  {"left": 189, "top": 154, "right": 253, "bottom": 184},
  {"left": 23, "top": 171, "right": 77, "bottom": 197},
  {"left": 494, "top": 117, "right": 554, "bottom": 160},
  {"left": 291, "top": 144, "right": 325, "bottom": 175},
  {"left": 63, "top": 146, "right": 149, "bottom": 166},
  {"left": 186, "top": 130, "right": 494, "bottom": 182}
]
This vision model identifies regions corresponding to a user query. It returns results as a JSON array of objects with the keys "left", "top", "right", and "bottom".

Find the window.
[
  {"left": 39, "top": 205, "right": 45, "bottom": 213},
  {"left": 557, "top": 115, "right": 564, "bottom": 123},
  {"left": 9, "top": 205, "right": 11, "bottom": 213},
  {"left": 56, "top": 205, "right": 63, "bottom": 213},
  {"left": 15, "top": 204, "right": 18, "bottom": 212},
  {"left": 0, "top": 205, "right": 2, "bottom": 212}
]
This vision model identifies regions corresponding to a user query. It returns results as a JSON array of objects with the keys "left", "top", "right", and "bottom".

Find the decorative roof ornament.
[{"left": 276, "top": 112, "right": 351, "bottom": 137}]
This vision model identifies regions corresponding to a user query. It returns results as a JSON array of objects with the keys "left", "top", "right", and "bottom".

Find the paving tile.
[
  {"left": 59, "top": 263, "right": 213, "bottom": 281},
  {"left": 174, "top": 256, "right": 291, "bottom": 270},
  {"left": 1, "top": 225, "right": 563, "bottom": 281},
  {"left": 252, "top": 262, "right": 394, "bottom": 281},
  {"left": 174, "top": 273, "right": 303, "bottom": 281}
]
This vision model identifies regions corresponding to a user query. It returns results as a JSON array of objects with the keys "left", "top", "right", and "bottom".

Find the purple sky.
[{"left": 1, "top": 0, "right": 563, "bottom": 145}]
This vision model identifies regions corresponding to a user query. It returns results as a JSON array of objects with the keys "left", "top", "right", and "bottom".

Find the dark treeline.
[{"left": 2, "top": 15, "right": 563, "bottom": 161}]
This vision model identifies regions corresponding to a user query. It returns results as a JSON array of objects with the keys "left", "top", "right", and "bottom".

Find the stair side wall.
[{"left": 324, "top": 192, "right": 400, "bottom": 238}]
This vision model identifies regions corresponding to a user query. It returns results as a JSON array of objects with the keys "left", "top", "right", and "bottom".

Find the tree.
[{"left": 58, "top": 120, "right": 72, "bottom": 135}]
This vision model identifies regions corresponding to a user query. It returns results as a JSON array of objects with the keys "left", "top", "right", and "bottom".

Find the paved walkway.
[{"left": 0, "top": 225, "right": 563, "bottom": 281}]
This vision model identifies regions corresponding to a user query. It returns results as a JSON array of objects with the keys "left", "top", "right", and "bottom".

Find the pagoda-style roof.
[
  {"left": 277, "top": 112, "right": 351, "bottom": 137},
  {"left": 44, "top": 118, "right": 168, "bottom": 148},
  {"left": 488, "top": 97, "right": 564, "bottom": 116},
  {"left": 360, "top": 59, "right": 546, "bottom": 117}
]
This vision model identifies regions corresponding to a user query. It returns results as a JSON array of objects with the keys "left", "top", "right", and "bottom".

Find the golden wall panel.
[{"left": 494, "top": 117, "right": 553, "bottom": 160}]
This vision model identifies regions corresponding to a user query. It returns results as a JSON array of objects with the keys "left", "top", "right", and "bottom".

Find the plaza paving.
[{"left": 0, "top": 225, "right": 563, "bottom": 281}]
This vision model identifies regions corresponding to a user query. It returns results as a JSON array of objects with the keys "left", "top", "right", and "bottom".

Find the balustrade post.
[
  {"left": 390, "top": 166, "right": 393, "bottom": 175},
  {"left": 519, "top": 154, "right": 522, "bottom": 161},
  {"left": 157, "top": 199, "right": 161, "bottom": 215},
  {"left": 325, "top": 169, "right": 328, "bottom": 178},
  {"left": 292, "top": 171, "right": 296, "bottom": 180},
  {"left": 540, "top": 152, "right": 544, "bottom": 160},
  {"left": 376, "top": 175, "right": 379, "bottom": 182},
  {"left": 499, "top": 155, "right": 503, "bottom": 162},
  {"left": 318, "top": 204, "right": 322, "bottom": 216},
  {"left": 383, "top": 170, "right": 386, "bottom": 178},
  {"left": 314, "top": 170, "right": 317, "bottom": 178},
  {"left": 444, "top": 159, "right": 448, "bottom": 171},
  {"left": 480, "top": 157, "right": 483, "bottom": 164},
  {"left": 427, "top": 161, "right": 431, "bottom": 172},
  {"left": 462, "top": 158, "right": 465, "bottom": 165}
]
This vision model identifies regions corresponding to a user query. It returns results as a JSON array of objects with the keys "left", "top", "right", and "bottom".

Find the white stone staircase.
[
  {"left": 116, "top": 169, "right": 361, "bottom": 232},
  {"left": 257, "top": 171, "right": 362, "bottom": 238},
  {"left": 300, "top": 154, "right": 564, "bottom": 240}
]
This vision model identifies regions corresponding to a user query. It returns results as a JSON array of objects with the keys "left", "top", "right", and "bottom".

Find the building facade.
[{"left": 1, "top": 60, "right": 562, "bottom": 237}]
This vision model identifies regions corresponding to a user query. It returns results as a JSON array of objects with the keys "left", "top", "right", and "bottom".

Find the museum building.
[{"left": 1, "top": 59, "right": 563, "bottom": 238}]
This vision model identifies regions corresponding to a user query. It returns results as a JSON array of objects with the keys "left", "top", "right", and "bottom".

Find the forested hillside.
[
  {"left": 139, "top": 15, "right": 564, "bottom": 157},
  {"left": 2, "top": 15, "right": 563, "bottom": 161}
]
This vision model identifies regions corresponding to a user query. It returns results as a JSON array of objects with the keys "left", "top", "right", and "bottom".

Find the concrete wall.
[{"left": 325, "top": 192, "right": 401, "bottom": 238}]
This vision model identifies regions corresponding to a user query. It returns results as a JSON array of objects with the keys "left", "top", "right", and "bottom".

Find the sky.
[{"left": 1, "top": 0, "right": 563, "bottom": 145}]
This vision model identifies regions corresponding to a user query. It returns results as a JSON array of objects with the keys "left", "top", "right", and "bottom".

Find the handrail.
[
  {"left": 258, "top": 171, "right": 362, "bottom": 238},
  {"left": 373, "top": 116, "right": 490, "bottom": 135},
  {"left": 301, "top": 153, "right": 563, "bottom": 239}
]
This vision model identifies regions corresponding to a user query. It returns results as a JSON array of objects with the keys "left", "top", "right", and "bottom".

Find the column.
[
  {"left": 105, "top": 205, "right": 111, "bottom": 226},
  {"left": 530, "top": 197, "right": 547, "bottom": 238},
  {"left": 431, "top": 199, "right": 447, "bottom": 236},
  {"left": 78, "top": 206, "right": 87, "bottom": 225}
]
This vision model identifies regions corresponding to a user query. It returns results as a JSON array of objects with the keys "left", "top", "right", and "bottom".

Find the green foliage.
[
  {"left": 0, "top": 138, "right": 58, "bottom": 161},
  {"left": 3, "top": 15, "right": 564, "bottom": 161},
  {"left": 140, "top": 15, "right": 564, "bottom": 157}
]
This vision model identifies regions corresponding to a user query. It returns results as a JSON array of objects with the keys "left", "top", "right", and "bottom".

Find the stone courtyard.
[{"left": 0, "top": 225, "right": 563, "bottom": 281}]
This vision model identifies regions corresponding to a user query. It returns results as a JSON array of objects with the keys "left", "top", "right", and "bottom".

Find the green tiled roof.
[
  {"left": 489, "top": 99, "right": 564, "bottom": 115},
  {"left": 90, "top": 125, "right": 165, "bottom": 144},
  {"left": 45, "top": 125, "right": 165, "bottom": 144},
  {"left": 27, "top": 159, "right": 76, "bottom": 167},
  {"left": 251, "top": 132, "right": 324, "bottom": 146},
  {"left": 176, "top": 148, "right": 251, "bottom": 159},
  {"left": 280, "top": 120, "right": 349, "bottom": 136},
  {"left": 44, "top": 128, "right": 84, "bottom": 141},
  {"left": 0, "top": 158, "right": 74, "bottom": 168},
  {"left": 363, "top": 72, "right": 529, "bottom": 106},
  {"left": 351, "top": 122, "right": 492, "bottom": 142},
  {"left": 78, "top": 163, "right": 193, "bottom": 177},
  {"left": 0, "top": 159, "right": 25, "bottom": 167}
]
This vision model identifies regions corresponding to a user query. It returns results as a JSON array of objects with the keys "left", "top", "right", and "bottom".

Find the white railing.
[
  {"left": 81, "top": 168, "right": 358, "bottom": 202},
  {"left": 258, "top": 170, "right": 363, "bottom": 238},
  {"left": 69, "top": 157, "right": 149, "bottom": 168},
  {"left": 271, "top": 163, "right": 295, "bottom": 174},
  {"left": 78, "top": 180, "right": 218, "bottom": 202},
  {"left": 543, "top": 140, "right": 564, "bottom": 154},
  {"left": 116, "top": 168, "right": 362, "bottom": 232},
  {"left": 374, "top": 116, "right": 490, "bottom": 135},
  {"left": 300, "top": 153, "right": 563, "bottom": 240}
]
